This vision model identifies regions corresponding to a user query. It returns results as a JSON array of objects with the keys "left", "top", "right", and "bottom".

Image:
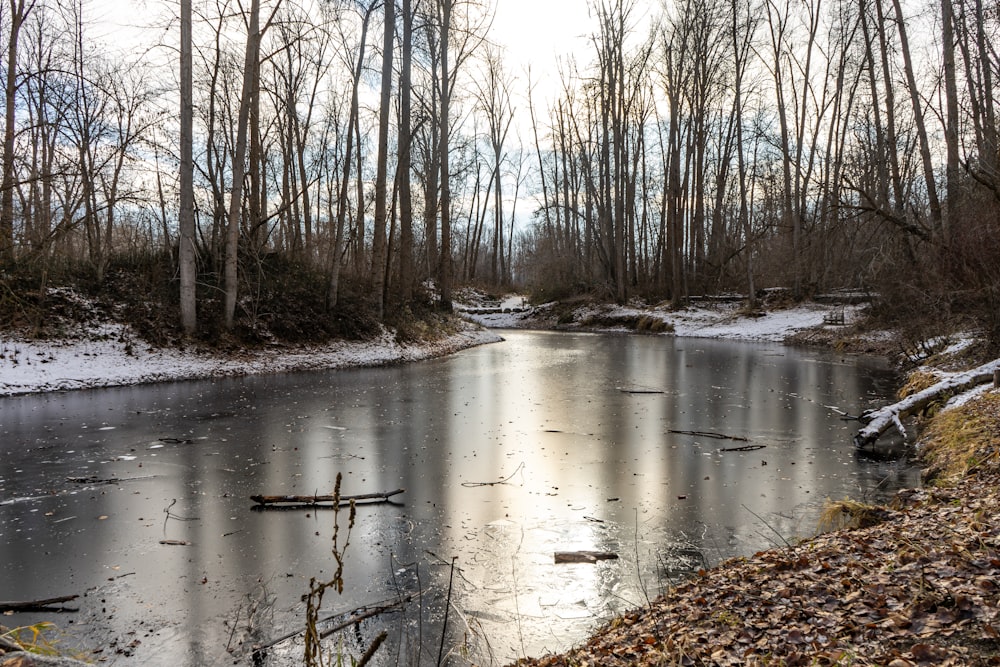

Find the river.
[{"left": 0, "top": 331, "right": 918, "bottom": 666}]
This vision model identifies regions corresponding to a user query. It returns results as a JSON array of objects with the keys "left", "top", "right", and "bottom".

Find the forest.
[{"left": 0, "top": 0, "right": 998, "bottom": 347}]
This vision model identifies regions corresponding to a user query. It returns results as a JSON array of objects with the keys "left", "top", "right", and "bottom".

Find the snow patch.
[{"left": 0, "top": 323, "right": 501, "bottom": 397}]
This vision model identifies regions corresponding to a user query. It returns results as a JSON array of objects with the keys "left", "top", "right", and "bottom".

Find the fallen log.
[
  {"left": 854, "top": 358, "right": 1000, "bottom": 449},
  {"left": 0, "top": 595, "right": 79, "bottom": 612},
  {"left": 250, "top": 489, "right": 404, "bottom": 507},
  {"left": 554, "top": 551, "right": 619, "bottom": 564}
]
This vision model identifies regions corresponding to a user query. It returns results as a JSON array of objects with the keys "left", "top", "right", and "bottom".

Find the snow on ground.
[
  {"left": 461, "top": 298, "right": 864, "bottom": 343},
  {"left": 0, "top": 323, "right": 502, "bottom": 397}
]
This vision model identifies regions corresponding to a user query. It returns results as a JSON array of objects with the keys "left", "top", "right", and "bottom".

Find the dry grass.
[
  {"left": 919, "top": 391, "right": 1000, "bottom": 485},
  {"left": 817, "top": 499, "right": 892, "bottom": 532},
  {"left": 897, "top": 369, "right": 941, "bottom": 399}
]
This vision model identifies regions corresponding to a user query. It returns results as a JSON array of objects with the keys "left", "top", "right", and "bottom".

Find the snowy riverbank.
[
  {"left": 0, "top": 296, "right": 869, "bottom": 397},
  {"left": 462, "top": 296, "right": 869, "bottom": 343},
  {"left": 0, "top": 322, "right": 502, "bottom": 397}
]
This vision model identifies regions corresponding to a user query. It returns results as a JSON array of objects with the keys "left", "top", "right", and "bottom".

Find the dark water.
[{"left": 0, "top": 331, "right": 918, "bottom": 666}]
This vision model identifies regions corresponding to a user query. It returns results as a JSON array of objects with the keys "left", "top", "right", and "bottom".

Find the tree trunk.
[
  {"left": 179, "top": 0, "right": 197, "bottom": 335},
  {"left": 889, "top": 0, "right": 943, "bottom": 237},
  {"left": 437, "top": 0, "right": 452, "bottom": 310},
  {"left": 940, "top": 0, "right": 959, "bottom": 238},
  {"left": 328, "top": 3, "right": 374, "bottom": 309},
  {"left": 223, "top": 0, "right": 262, "bottom": 330},
  {"left": 1, "top": 0, "right": 33, "bottom": 261},
  {"left": 397, "top": 0, "right": 415, "bottom": 305},
  {"left": 371, "top": 0, "right": 395, "bottom": 320}
]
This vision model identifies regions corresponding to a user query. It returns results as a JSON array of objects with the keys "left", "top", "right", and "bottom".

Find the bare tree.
[
  {"left": 180, "top": 0, "right": 197, "bottom": 334},
  {"left": 396, "top": 0, "right": 415, "bottom": 304},
  {"left": 1, "top": 0, "right": 35, "bottom": 260},
  {"left": 223, "top": 0, "right": 280, "bottom": 330},
  {"left": 473, "top": 44, "right": 515, "bottom": 285},
  {"left": 371, "top": 0, "right": 395, "bottom": 319},
  {"left": 327, "top": 1, "right": 375, "bottom": 309}
]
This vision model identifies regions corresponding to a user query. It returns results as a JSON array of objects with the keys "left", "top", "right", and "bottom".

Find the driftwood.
[
  {"left": 854, "top": 358, "right": 1000, "bottom": 449},
  {"left": 721, "top": 444, "right": 766, "bottom": 452},
  {"left": 0, "top": 595, "right": 79, "bottom": 612},
  {"left": 250, "top": 489, "right": 404, "bottom": 507},
  {"left": 66, "top": 475, "right": 155, "bottom": 485},
  {"left": 554, "top": 551, "right": 619, "bottom": 564},
  {"left": 669, "top": 429, "right": 750, "bottom": 442}
]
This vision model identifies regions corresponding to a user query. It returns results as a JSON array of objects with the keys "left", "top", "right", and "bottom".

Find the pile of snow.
[{"left": 0, "top": 322, "right": 501, "bottom": 397}]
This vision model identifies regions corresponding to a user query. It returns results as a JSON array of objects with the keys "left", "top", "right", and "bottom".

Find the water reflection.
[{"left": 0, "top": 331, "right": 918, "bottom": 665}]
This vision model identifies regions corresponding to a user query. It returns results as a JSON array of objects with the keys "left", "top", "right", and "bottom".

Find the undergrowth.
[{"left": 1, "top": 251, "right": 456, "bottom": 350}]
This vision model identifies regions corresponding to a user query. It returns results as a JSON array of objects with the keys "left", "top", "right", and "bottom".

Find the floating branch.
[
  {"left": 66, "top": 475, "right": 155, "bottom": 485},
  {"left": 0, "top": 595, "right": 79, "bottom": 613},
  {"left": 720, "top": 444, "right": 766, "bottom": 452},
  {"left": 619, "top": 388, "right": 666, "bottom": 394},
  {"left": 250, "top": 488, "right": 404, "bottom": 507},
  {"left": 461, "top": 462, "right": 525, "bottom": 487},
  {"left": 669, "top": 429, "right": 750, "bottom": 442},
  {"left": 554, "top": 551, "right": 619, "bottom": 564}
]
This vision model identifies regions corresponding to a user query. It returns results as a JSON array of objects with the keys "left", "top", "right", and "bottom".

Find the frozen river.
[{"left": 0, "top": 331, "right": 918, "bottom": 666}]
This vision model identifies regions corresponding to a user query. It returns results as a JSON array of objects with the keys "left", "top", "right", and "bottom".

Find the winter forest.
[{"left": 1, "top": 0, "right": 999, "bottom": 343}]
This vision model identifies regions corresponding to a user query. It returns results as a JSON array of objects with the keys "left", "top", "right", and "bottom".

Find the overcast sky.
[{"left": 490, "top": 0, "right": 596, "bottom": 94}]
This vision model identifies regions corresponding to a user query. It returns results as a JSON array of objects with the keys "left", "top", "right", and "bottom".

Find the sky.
[
  {"left": 489, "top": 0, "right": 597, "bottom": 97},
  {"left": 87, "top": 0, "right": 628, "bottom": 104}
]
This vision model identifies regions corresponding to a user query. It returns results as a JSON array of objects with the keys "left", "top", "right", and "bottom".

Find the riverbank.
[
  {"left": 460, "top": 294, "right": 860, "bottom": 341},
  {"left": 1, "top": 290, "right": 876, "bottom": 397},
  {"left": 0, "top": 319, "right": 501, "bottom": 397}
]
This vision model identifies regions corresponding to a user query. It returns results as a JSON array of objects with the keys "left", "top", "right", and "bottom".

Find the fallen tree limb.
[
  {"left": 669, "top": 429, "right": 750, "bottom": 442},
  {"left": 461, "top": 462, "right": 524, "bottom": 487},
  {"left": 854, "top": 358, "right": 1000, "bottom": 449},
  {"left": 66, "top": 475, "right": 155, "bottom": 485},
  {"left": 250, "top": 489, "right": 404, "bottom": 507},
  {"left": 554, "top": 551, "right": 619, "bottom": 564},
  {"left": 0, "top": 595, "right": 79, "bottom": 612},
  {"left": 720, "top": 444, "right": 766, "bottom": 452}
]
